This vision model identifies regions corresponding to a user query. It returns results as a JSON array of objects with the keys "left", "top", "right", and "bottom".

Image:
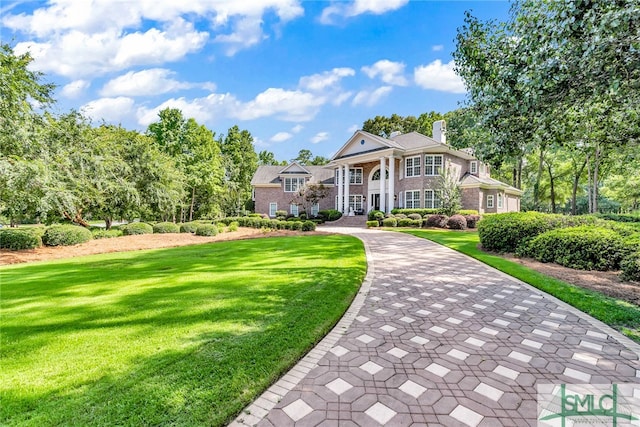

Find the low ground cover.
[
  {"left": 398, "top": 229, "right": 640, "bottom": 343},
  {"left": 0, "top": 235, "right": 365, "bottom": 426}
]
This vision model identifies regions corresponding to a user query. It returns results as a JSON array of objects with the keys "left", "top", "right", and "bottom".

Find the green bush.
[
  {"left": 0, "top": 229, "right": 42, "bottom": 250},
  {"left": 122, "top": 222, "right": 153, "bottom": 235},
  {"left": 447, "top": 214, "right": 467, "bottom": 230},
  {"left": 180, "top": 222, "right": 199, "bottom": 233},
  {"left": 43, "top": 225, "right": 93, "bottom": 246},
  {"left": 392, "top": 208, "right": 479, "bottom": 217},
  {"left": 620, "top": 252, "right": 640, "bottom": 281},
  {"left": 153, "top": 222, "right": 180, "bottom": 234},
  {"left": 91, "top": 229, "right": 123, "bottom": 239},
  {"left": 397, "top": 218, "right": 413, "bottom": 227},
  {"left": 290, "top": 221, "right": 303, "bottom": 231},
  {"left": 597, "top": 213, "right": 640, "bottom": 223},
  {"left": 520, "top": 226, "right": 630, "bottom": 271},
  {"left": 464, "top": 214, "right": 481, "bottom": 228},
  {"left": 382, "top": 218, "right": 397, "bottom": 227},
  {"left": 301, "top": 220, "right": 316, "bottom": 232},
  {"left": 407, "top": 213, "right": 422, "bottom": 221},
  {"left": 425, "top": 214, "right": 448, "bottom": 228},
  {"left": 366, "top": 220, "right": 379, "bottom": 228},
  {"left": 368, "top": 210, "right": 384, "bottom": 221},
  {"left": 227, "top": 221, "right": 239, "bottom": 232},
  {"left": 195, "top": 224, "right": 219, "bottom": 236},
  {"left": 275, "top": 210, "right": 288, "bottom": 219},
  {"left": 318, "top": 209, "right": 342, "bottom": 221}
]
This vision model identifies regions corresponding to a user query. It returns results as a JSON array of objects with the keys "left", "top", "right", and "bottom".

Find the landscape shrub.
[
  {"left": 290, "top": 221, "right": 303, "bottom": 231},
  {"left": 447, "top": 214, "right": 468, "bottom": 230},
  {"left": 366, "top": 220, "right": 379, "bottom": 228},
  {"left": 275, "top": 210, "right": 288, "bottom": 219},
  {"left": 180, "top": 222, "right": 199, "bottom": 233},
  {"left": 91, "top": 229, "right": 123, "bottom": 239},
  {"left": 620, "top": 252, "right": 640, "bottom": 281},
  {"left": 0, "top": 229, "right": 42, "bottom": 250},
  {"left": 464, "top": 214, "right": 481, "bottom": 228},
  {"left": 411, "top": 219, "right": 422, "bottom": 227},
  {"left": 397, "top": 218, "right": 413, "bottom": 227},
  {"left": 408, "top": 213, "right": 422, "bottom": 221},
  {"left": 318, "top": 209, "right": 342, "bottom": 221},
  {"left": 122, "top": 222, "right": 154, "bottom": 235},
  {"left": 382, "top": 218, "right": 397, "bottom": 227},
  {"left": 425, "top": 214, "right": 448, "bottom": 228},
  {"left": 195, "top": 224, "right": 218, "bottom": 236},
  {"left": 597, "top": 213, "right": 640, "bottom": 223},
  {"left": 368, "top": 210, "right": 384, "bottom": 221},
  {"left": 43, "top": 225, "right": 93, "bottom": 246},
  {"left": 392, "top": 208, "right": 479, "bottom": 217},
  {"left": 153, "top": 222, "right": 180, "bottom": 234},
  {"left": 519, "top": 226, "right": 630, "bottom": 271},
  {"left": 248, "top": 213, "right": 263, "bottom": 218},
  {"left": 227, "top": 221, "right": 239, "bottom": 232},
  {"left": 393, "top": 213, "right": 406, "bottom": 219},
  {"left": 301, "top": 220, "right": 316, "bottom": 232}
]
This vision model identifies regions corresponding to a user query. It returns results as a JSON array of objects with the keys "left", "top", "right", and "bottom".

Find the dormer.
[{"left": 278, "top": 162, "right": 311, "bottom": 192}]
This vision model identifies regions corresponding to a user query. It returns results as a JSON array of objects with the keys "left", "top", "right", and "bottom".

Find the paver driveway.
[{"left": 232, "top": 228, "right": 640, "bottom": 426}]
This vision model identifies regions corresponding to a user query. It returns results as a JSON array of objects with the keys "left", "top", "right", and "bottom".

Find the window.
[
  {"left": 497, "top": 193, "right": 503, "bottom": 209},
  {"left": 487, "top": 195, "right": 494, "bottom": 209},
  {"left": 425, "top": 155, "right": 443, "bottom": 175},
  {"left": 284, "top": 177, "right": 305, "bottom": 192},
  {"left": 424, "top": 190, "right": 441, "bottom": 209},
  {"left": 405, "top": 190, "right": 420, "bottom": 209},
  {"left": 372, "top": 168, "right": 389, "bottom": 181},
  {"left": 470, "top": 161, "right": 478, "bottom": 174},
  {"left": 350, "top": 168, "right": 363, "bottom": 184},
  {"left": 311, "top": 203, "right": 319, "bottom": 216},
  {"left": 349, "top": 195, "right": 363, "bottom": 212},
  {"left": 290, "top": 204, "right": 299, "bottom": 216},
  {"left": 405, "top": 156, "right": 421, "bottom": 177},
  {"left": 269, "top": 202, "right": 277, "bottom": 217}
]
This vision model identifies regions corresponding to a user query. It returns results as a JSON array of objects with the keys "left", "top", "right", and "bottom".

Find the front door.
[{"left": 372, "top": 193, "right": 380, "bottom": 211}]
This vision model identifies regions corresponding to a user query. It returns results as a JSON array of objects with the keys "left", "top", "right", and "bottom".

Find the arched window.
[{"left": 371, "top": 169, "right": 389, "bottom": 181}]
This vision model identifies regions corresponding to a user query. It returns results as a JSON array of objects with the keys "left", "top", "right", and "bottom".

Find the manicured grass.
[
  {"left": 398, "top": 229, "right": 640, "bottom": 343},
  {"left": 0, "top": 235, "right": 365, "bottom": 426}
]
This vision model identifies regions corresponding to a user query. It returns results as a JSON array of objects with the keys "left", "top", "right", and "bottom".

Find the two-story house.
[{"left": 251, "top": 121, "right": 522, "bottom": 217}]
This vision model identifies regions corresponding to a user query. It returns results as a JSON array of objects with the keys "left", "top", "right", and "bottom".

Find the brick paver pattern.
[{"left": 235, "top": 229, "right": 640, "bottom": 426}]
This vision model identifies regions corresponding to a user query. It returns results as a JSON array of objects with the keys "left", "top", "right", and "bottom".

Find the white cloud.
[
  {"left": 332, "top": 91, "right": 353, "bottom": 106},
  {"left": 347, "top": 124, "right": 359, "bottom": 133},
  {"left": 101, "top": 68, "right": 213, "bottom": 97},
  {"left": 291, "top": 124, "right": 304, "bottom": 133},
  {"left": 414, "top": 60, "right": 465, "bottom": 94},
  {"left": 270, "top": 131, "right": 293, "bottom": 142},
  {"left": 81, "top": 97, "right": 135, "bottom": 123},
  {"left": 299, "top": 67, "right": 355, "bottom": 92},
  {"left": 232, "top": 87, "right": 325, "bottom": 122},
  {"left": 320, "top": 0, "right": 408, "bottom": 24},
  {"left": 361, "top": 59, "right": 408, "bottom": 86},
  {"left": 352, "top": 86, "right": 392, "bottom": 107},
  {"left": 136, "top": 93, "right": 235, "bottom": 126},
  {"left": 432, "top": 44, "right": 444, "bottom": 52},
  {"left": 60, "top": 79, "right": 90, "bottom": 98},
  {"left": 311, "top": 132, "right": 329, "bottom": 144}
]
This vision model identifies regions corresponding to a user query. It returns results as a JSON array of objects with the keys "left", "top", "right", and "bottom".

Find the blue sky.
[{"left": 1, "top": 0, "right": 510, "bottom": 161}]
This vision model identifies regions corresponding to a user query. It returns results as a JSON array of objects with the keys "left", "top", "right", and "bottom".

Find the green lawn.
[
  {"left": 398, "top": 229, "right": 640, "bottom": 343},
  {"left": 0, "top": 235, "right": 365, "bottom": 426}
]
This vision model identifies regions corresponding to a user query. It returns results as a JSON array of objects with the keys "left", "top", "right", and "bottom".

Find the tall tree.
[
  {"left": 218, "top": 125, "right": 258, "bottom": 215},
  {"left": 258, "top": 150, "right": 286, "bottom": 165}
]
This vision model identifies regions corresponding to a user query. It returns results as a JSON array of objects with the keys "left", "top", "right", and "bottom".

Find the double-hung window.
[
  {"left": 284, "top": 177, "right": 305, "bottom": 192},
  {"left": 350, "top": 168, "right": 363, "bottom": 184},
  {"left": 405, "top": 156, "right": 421, "bottom": 177},
  {"left": 424, "top": 190, "right": 441, "bottom": 209},
  {"left": 497, "top": 193, "right": 503, "bottom": 209},
  {"left": 269, "top": 203, "right": 277, "bottom": 217},
  {"left": 470, "top": 161, "right": 478, "bottom": 174},
  {"left": 311, "top": 203, "right": 319, "bottom": 216},
  {"left": 349, "top": 195, "right": 363, "bottom": 212},
  {"left": 405, "top": 190, "right": 420, "bottom": 209},
  {"left": 487, "top": 195, "right": 495, "bottom": 209},
  {"left": 290, "top": 204, "right": 299, "bottom": 216},
  {"left": 425, "top": 155, "right": 443, "bottom": 176}
]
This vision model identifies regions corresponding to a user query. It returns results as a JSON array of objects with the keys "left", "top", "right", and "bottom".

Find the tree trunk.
[
  {"left": 547, "top": 164, "right": 556, "bottom": 213},
  {"left": 63, "top": 210, "right": 90, "bottom": 227},
  {"left": 105, "top": 217, "right": 112, "bottom": 230},
  {"left": 593, "top": 145, "right": 600, "bottom": 214},
  {"left": 189, "top": 186, "right": 196, "bottom": 222},
  {"left": 517, "top": 157, "right": 523, "bottom": 189},
  {"left": 533, "top": 148, "right": 545, "bottom": 210},
  {"left": 587, "top": 154, "right": 592, "bottom": 213},
  {"left": 571, "top": 159, "right": 587, "bottom": 215}
]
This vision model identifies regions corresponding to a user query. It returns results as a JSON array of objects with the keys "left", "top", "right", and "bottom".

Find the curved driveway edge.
[{"left": 231, "top": 228, "right": 640, "bottom": 426}]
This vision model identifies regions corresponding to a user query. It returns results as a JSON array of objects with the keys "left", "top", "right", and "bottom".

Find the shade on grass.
[
  {"left": 399, "top": 229, "right": 640, "bottom": 343},
  {"left": 0, "top": 235, "right": 365, "bottom": 426}
]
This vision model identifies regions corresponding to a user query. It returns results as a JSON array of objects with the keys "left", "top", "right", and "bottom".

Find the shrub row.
[
  {"left": 122, "top": 222, "right": 154, "bottom": 235},
  {"left": 368, "top": 213, "right": 479, "bottom": 230},
  {"left": 153, "top": 222, "right": 180, "bottom": 234},
  {"left": 391, "top": 208, "right": 479, "bottom": 217},
  {"left": 597, "top": 213, "right": 640, "bottom": 223},
  {"left": 216, "top": 216, "right": 316, "bottom": 232},
  {"left": 0, "top": 229, "right": 42, "bottom": 250},
  {"left": 43, "top": 225, "right": 93, "bottom": 246},
  {"left": 91, "top": 229, "right": 123, "bottom": 239}
]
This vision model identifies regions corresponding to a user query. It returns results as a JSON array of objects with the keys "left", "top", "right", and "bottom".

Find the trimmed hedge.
[
  {"left": 425, "top": 214, "right": 448, "bottom": 228},
  {"left": 366, "top": 220, "right": 379, "bottom": 228},
  {"left": 195, "top": 224, "right": 219, "bottom": 236},
  {"left": 447, "top": 214, "right": 467, "bottom": 230},
  {"left": 382, "top": 218, "right": 397, "bottom": 227},
  {"left": 122, "top": 222, "right": 153, "bottom": 235},
  {"left": 0, "top": 229, "right": 42, "bottom": 250},
  {"left": 301, "top": 220, "right": 316, "bottom": 232},
  {"left": 179, "top": 222, "right": 199, "bottom": 233},
  {"left": 621, "top": 252, "right": 640, "bottom": 281},
  {"left": 519, "top": 226, "right": 631, "bottom": 271},
  {"left": 228, "top": 221, "right": 239, "bottom": 232},
  {"left": 597, "top": 213, "right": 640, "bottom": 223},
  {"left": 318, "top": 209, "right": 342, "bottom": 221},
  {"left": 91, "top": 229, "right": 123, "bottom": 239},
  {"left": 153, "top": 222, "right": 180, "bottom": 234},
  {"left": 464, "top": 214, "right": 480, "bottom": 228},
  {"left": 43, "top": 225, "right": 93, "bottom": 246},
  {"left": 392, "top": 208, "right": 479, "bottom": 217},
  {"left": 368, "top": 210, "right": 385, "bottom": 221}
]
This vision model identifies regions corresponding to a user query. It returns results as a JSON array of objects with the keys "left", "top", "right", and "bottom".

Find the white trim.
[
  {"left": 470, "top": 160, "right": 478, "bottom": 175},
  {"left": 497, "top": 193, "right": 503, "bottom": 209},
  {"left": 424, "top": 154, "right": 443, "bottom": 176},
  {"left": 487, "top": 194, "right": 495, "bottom": 209},
  {"left": 290, "top": 204, "right": 299, "bottom": 216},
  {"left": 424, "top": 189, "right": 441, "bottom": 209},
  {"left": 311, "top": 203, "right": 319, "bottom": 216},
  {"left": 269, "top": 202, "right": 277, "bottom": 217},
  {"left": 284, "top": 177, "right": 305, "bottom": 192},
  {"left": 405, "top": 155, "right": 421, "bottom": 177},
  {"left": 405, "top": 190, "right": 420, "bottom": 209}
]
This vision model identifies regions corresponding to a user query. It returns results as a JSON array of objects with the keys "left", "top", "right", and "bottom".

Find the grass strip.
[
  {"left": 398, "top": 229, "right": 640, "bottom": 343},
  {"left": 1, "top": 235, "right": 365, "bottom": 426}
]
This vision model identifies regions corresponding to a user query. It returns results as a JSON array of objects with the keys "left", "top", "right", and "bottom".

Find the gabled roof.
[
  {"left": 278, "top": 162, "right": 311, "bottom": 174},
  {"left": 459, "top": 174, "right": 523, "bottom": 195},
  {"left": 332, "top": 130, "right": 402, "bottom": 160},
  {"left": 389, "top": 131, "right": 442, "bottom": 150},
  {"left": 251, "top": 165, "right": 335, "bottom": 187}
]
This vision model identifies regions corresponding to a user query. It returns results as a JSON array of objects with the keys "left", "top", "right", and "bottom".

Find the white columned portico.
[
  {"left": 343, "top": 164, "right": 350, "bottom": 214},
  {"left": 379, "top": 157, "right": 386, "bottom": 213},
  {"left": 388, "top": 156, "right": 395, "bottom": 211},
  {"left": 337, "top": 165, "right": 344, "bottom": 213}
]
